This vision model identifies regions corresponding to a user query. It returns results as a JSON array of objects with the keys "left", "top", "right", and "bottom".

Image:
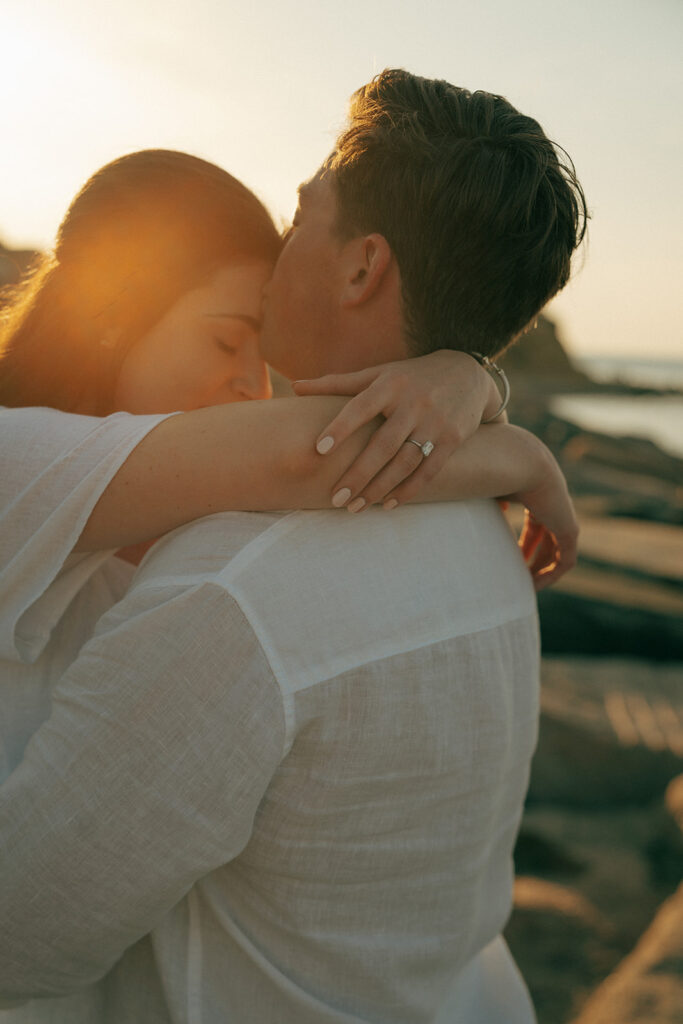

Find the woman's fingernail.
[
  {"left": 347, "top": 497, "right": 366, "bottom": 514},
  {"left": 316, "top": 436, "right": 334, "bottom": 455},
  {"left": 332, "top": 487, "right": 352, "bottom": 508},
  {"left": 383, "top": 498, "right": 398, "bottom": 510}
]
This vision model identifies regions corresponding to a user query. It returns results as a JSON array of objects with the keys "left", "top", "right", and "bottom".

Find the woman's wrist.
[
  {"left": 468, "top": 353, "right": 511, "bottom": 423},
  {"left": 507, "top": 428, "right": 559, "bottom": 499}
]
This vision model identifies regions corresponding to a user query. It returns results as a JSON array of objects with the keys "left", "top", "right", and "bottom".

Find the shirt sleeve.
[
  {"left": 0, "top": 406, "right": 174, "bottom": 664},
  {"left": 0, "top": 578, "right": 286, "bottom": 1003}
]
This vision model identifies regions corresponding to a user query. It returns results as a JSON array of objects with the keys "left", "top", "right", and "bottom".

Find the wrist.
[
  {"left": 510, "top": 429, "right": 557, "bottom": 498},
  {"left": 469, "top": 352, "right": 511, "bottom": 423},
  {"left": 482, "top": 373, "right": 502, "bottom": 422}
]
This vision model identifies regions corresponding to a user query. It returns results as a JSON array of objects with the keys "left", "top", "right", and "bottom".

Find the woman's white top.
[{"left": 0, "top": 405, "right": 170, "bottom": 776}]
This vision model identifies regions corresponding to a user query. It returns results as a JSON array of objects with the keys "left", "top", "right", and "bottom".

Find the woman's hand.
[
  {"left": 510, "top": 451, "right": 579, "bottom": 591},
  {"left": 401, "top": 422, "right": 578, "bottom": 590},
  {"left": 292, "top": 349, "right": 503, "bottom": 510}
]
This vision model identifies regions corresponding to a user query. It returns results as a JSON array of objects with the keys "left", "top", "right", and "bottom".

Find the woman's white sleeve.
[{"left": 0, "top": 406, "right": 174, "bottom": 664}]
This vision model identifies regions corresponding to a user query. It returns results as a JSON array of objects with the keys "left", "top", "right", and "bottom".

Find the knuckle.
[
  {"left": 391, "top": 371, "right": 413, "bottom": 394},
  {"left": 448, "top": 425, "right": 464, "bottom": 447},
  {"left": 429, "top": 412, "right": 447, "bottom": 436},
  {"left": 365, "top": 377, "right": 387, "bottom": 398},
  {"left": 414, "top": 394, "right": 432, "bottom": 416},
  {"left": 350, "top": 386, "right": 374, "bottom": 405}
]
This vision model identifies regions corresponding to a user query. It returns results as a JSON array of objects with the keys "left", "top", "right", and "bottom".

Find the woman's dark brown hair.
[
  {"left": 328, "top": 69, "right": 588, "bottom": 359},
  {"left": 0, "top": 150, "right": 282, "bottom": 413}
]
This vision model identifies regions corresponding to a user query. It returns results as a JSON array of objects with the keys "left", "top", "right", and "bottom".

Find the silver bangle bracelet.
[{"left": 470, "top": 352, "right": 511, "bottom": 423}]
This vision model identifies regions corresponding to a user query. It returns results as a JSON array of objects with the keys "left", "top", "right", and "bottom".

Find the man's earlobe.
[{"left": 342, "top": 234, "right": 392, "bottom": 307}]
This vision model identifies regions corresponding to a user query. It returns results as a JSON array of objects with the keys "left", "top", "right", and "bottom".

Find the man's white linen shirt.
[{"left": 0, "top": 501, "right": 540, "bottom": 1023}]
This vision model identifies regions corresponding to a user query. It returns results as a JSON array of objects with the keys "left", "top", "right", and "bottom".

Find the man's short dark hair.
[{"left": 327, "top": 68, "right": 588, "bottom": 358}]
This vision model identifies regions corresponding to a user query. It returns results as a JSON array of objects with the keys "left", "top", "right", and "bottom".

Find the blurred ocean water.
[
  {"left": 552, "top": 357, "right": 683, "bottom": 458},
  {"left": 575, "top": 356, "right": 683, "bottom": 391}
]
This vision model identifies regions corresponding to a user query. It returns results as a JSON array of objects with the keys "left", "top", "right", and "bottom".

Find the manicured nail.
[
  {"left": 347, "top": 497, "right": 366, "bottom": 514},
  {"left": 316, "top": 435, "right": 334, "bottom": 455},
  {"left": 332, "top": 487, "right": 352, "bottom": 508},
  {"left": 383, "top": 498, "right": 398, "bottom": 510}
]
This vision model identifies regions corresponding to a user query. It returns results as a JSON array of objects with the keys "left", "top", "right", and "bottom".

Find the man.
[{"left": 0, "top": 70, "right": 586, "bottom": 1021}]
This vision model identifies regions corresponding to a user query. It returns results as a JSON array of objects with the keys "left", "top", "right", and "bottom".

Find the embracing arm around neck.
[{"left": 77, "top": 396, "right": 576, "bottom": 589}]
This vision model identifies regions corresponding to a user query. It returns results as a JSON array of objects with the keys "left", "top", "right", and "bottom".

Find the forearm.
[
  {"left": 416, "top": 423, "right": 551, "bottom": 505},
  {"left": 78, "top": 397, "right": 375, "bottom": 550},
  {"left": 77, "top": 346, "right": 515, "bottom": 552},
  {"left": 79, "top": 408, "right": 544, "bottom": 552},
  {"left": 417, "top": 422, "right": 578, "bottom": 588}
]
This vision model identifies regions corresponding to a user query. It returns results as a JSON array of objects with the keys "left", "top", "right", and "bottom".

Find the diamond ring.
[{"left": 407, "top": 439, "right": 435, "bottom": 458}]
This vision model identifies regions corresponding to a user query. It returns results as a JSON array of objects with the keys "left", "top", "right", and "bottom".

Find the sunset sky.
[{"left": 2, "top": 0, "right": 681, "bottom": 360}]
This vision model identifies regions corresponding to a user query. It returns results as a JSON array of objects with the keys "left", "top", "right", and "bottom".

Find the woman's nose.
[{"left": 232, "top": 344, "right": 272, "bottom": 401}]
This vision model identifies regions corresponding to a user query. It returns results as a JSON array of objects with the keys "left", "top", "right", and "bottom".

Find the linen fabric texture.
[
  {"left": 0, "top": 406, "right": 172, "bottom": 782},
  {"left": 0, "top": 405, "right": 172, "bottom": 666},
  {"left": 0, "top": 494, "right": 539, "bottom": 1023}
]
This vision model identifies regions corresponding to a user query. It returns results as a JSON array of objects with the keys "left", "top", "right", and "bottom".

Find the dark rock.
[
  {"left": 538, "top": 586, "right": 683, "bottom": 661},
  {"left": 514, "top": 826, "right": 585, "bottom": 876},
  {"left": 501, "top": 314, "right": 590, "bottom": 389},
  {"left": 527, "top": 659, "right": 683, "bottom": 807},
  {"left": 561, "top": 430, "right": 683, "bottom": 490},
  {"left": 530, "top": 708, "right": 682, "bottom": 806},
  {"left": 571, "top": 881, "right": 683, "bottom": 1024},
  {"left": 505, "top": 877, "right": 619, "bottom": 1024},
  {"left": 646, "top": 775, "right": 683, "bottom": 887},
  {"left": 509, "top": 801, "right": 680, "bottom": 1023},
  {"left": 499, "top": 316, "right": 683, "bottom": 530}
]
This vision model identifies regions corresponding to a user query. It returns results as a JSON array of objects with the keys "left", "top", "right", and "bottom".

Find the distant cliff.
[{"left": 501, "top": 314, "right": 590, "bottom": 391}]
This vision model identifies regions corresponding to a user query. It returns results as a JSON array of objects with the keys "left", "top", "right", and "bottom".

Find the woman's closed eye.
[{"left": 214, "top": 336, "right": 237, "bottom": 356}]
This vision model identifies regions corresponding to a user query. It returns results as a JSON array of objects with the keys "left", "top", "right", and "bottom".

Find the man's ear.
[{"left": 341, "top": 233, "right": 393, "bottom": 307}]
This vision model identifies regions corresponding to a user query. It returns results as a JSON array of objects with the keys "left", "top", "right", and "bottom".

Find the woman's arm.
[
  {"left": 79, "top": 349, "right": 503, "bottom": 551},
  {"left": 79, "top": 398, "right": 576, "bottom": 587},
  {"left": 78, "top": 396, "right": 360, "bottom": 550}
]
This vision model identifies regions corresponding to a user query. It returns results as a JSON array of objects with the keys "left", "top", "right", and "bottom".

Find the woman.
[{"left": 0, "top": 149, "right": 574, "bottom": 770}]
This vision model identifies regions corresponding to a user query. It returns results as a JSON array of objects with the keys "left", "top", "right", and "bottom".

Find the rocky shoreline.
[
  {"left": 506, "top": 657, "right": 683, "bottom": 1023},
  {"left": 501, "top": 318, "right": 683, "bottom": 1023}
]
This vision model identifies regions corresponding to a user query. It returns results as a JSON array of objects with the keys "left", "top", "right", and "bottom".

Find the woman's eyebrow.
[{"left": 204, "top": 313, "right": 261, "bottom": 330}]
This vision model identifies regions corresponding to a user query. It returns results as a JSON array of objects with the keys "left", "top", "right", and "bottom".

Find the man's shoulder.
[
  {"left": 133, "top": 501, "right": 526, "bottom": 596},
  {"left": 203, "top": 501, "right": 536, "bottom": 692},
  {"left": 122, "top": 501, "right": 536, "bottom": 699}
]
